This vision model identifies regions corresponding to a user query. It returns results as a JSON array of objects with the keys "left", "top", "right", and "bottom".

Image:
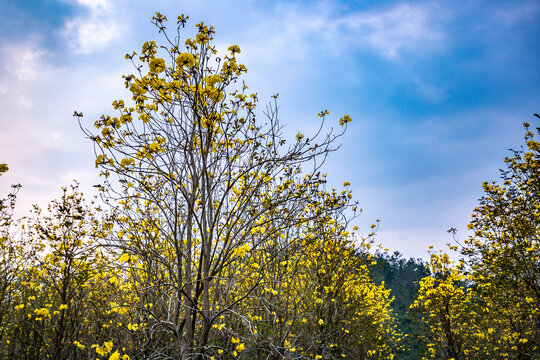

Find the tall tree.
[{"left": 77, "top": 12, "right": 390, "bottom": 360}]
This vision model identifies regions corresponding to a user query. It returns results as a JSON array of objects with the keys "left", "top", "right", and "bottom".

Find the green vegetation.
[{"left": 370, "top": 252, "right": 430, "bottom": 359}]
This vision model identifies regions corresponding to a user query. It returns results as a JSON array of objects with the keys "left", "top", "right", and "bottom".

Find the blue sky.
[{"left": 1, "top": 0, "right": 539, "bottom": 258}]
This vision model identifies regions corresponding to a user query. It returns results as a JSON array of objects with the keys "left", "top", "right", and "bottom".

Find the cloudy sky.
[{"left": 1, "top": 0, "right": 539, "bottom": 258}]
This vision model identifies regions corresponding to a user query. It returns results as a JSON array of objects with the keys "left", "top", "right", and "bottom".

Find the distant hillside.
[{"left": 371, "top": 251, "right": 430, "bottom": 360}]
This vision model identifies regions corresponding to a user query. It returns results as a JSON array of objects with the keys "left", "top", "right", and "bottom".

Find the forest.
[{"left": 0, "top": 13, "right": 538, "bottom": 360}]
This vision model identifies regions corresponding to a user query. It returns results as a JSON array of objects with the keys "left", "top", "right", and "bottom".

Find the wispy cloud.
[
  {"left": 0, "top": 41, "right": 53, "bottom": 110},
  {"left": 241, "top": 1, "right": 445, "bottom": 65},
  {"left": 337, "top": 2, "right": 445, "bottom": 58},
  {"left": 0, "top": 36, "right": 125, "bottom": 215},
  {"left": 491, "top": 0, "right": 540, "bottom": 26},
  {"left": 61, "top": 0, "right": 122, "bottom": 54}
]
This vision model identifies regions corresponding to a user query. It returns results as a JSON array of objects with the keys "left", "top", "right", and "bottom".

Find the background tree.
[
  {"left": 0, "top": 164, "right": 22, "bottom": 351},
  {"left": 410, "top": 250, "right": 475, "bottom": 360},
  {"left": 230, "top": 219, "right": 399, "bottom": 360},
  {"left": 370, "top": 251, "right": 430, "bottom": 360},
  {"left": 0, "top": 184, "right": 130, "bottom": 360},
  {"left": 462, "top": 117, "right": 540, "bottom": 359},
  {"left": 413, "top": 116, "right": 540, "bottom": 360}
]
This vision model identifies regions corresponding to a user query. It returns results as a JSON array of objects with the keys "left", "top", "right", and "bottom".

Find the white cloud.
[
  {"left": 12, "top": 47, "right": 47, "bottom": 83},
  {"left": 0, "top": 41, "right": 53, "bottom": 110},
  {"left": 241, "top": 1, "right": 445, "bottom": 67},
  {"left": 76, "top": 0, "right": 111, "bottom": 11},
  {"left": 0, "top": 41, "right": 48, "bottom": 84},
  {"left": 61, "top": 0, "right": 122, "bottom": 54},
  {"left": 341, "top": 2, "right": 444, "bottom": 58},
  {"left": 0, "top": 36, "right": 128, "bottom": 217}
]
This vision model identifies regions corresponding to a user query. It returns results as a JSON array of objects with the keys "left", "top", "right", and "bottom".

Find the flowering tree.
[
  {"left": 75, "top": 11, "right": 399, "bottom": 360},
  {"left": 413, "top": 117, "right": 540, "bottom": 360},
  {"left": 410, "top": 250, "right": 473, "bottom": 360},
  {"left": 0, "top": 184, "right": 130, "bottom": 360},
  {"left": 462, "top": 118, "right": 540, "bottom": 359}
]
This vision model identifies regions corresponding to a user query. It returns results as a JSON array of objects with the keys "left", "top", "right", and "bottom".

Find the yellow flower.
[
  {"left": 339, "top": 114, "right": 352, "bottom": 126},
  {"left": 206, "top": 75, "right": 222, "bottom": 87},
  {"left": 228, "top": 45, "right": 241, "bottom": 54},
  {"left": 149, "top": 58, "right": 166, "bottom": 73},
  {"left": 109, "top": 351, "right": 121, "bottom": 360},
  {"left": 120, "top": 158, "right": 135, "bottom": 168},
  {"left": 176, "top": 53, "right": 195, "bottom": 68},
  {"left": 95, "top": 154, "right": 107, "bottom": 167},
  {"left": 34, "top": 308, "right": 50, "bottom": 317},
  {"left": 104, "top": 341, "right": 114, "bottom": 352}
]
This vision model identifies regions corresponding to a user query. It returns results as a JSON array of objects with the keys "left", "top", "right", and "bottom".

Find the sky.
[{"left": 0, "top": 0, "right": 539, "bottom": 259}]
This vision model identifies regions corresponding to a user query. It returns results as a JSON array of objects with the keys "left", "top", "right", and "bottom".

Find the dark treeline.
[{"left": 370, "top": 252, "right": 430, "bottom": 360}]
